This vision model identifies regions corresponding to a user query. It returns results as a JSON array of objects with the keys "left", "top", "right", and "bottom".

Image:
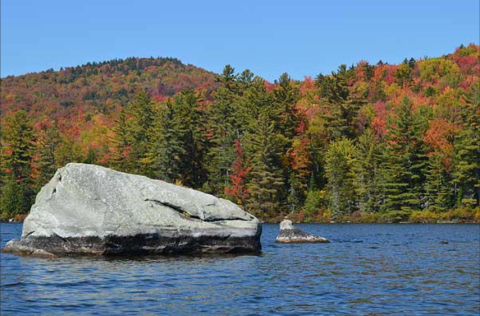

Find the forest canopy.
[{"left": 1, "top": 44, "right": 479, "bottom": 223}]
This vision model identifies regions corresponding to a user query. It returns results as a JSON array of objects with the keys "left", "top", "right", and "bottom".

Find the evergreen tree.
[
  {"left": 303, "top": 189, "right": 323, "bottom": 220},
  {"left": 273, "top": 73, "right": 307, "bottom": 213},
  {"left": 383, "top": 96, "right": 427, "bottom": 213},
  {"left": 354, "top": 129, "right": 385, "bottom": 213},
  {"left": 1, "top": 110, "right": 35, "bottom": 181},
  {"left": 318, "top": 65, "right": 361, "bottom": 140},
  {"left": 124, "top": 91, "right": 156, "bottom": 175},
  {"left": 0, "top": 110, "right": 36, "bottom": 217},
  {"left": 111, "top": 109, "right": 133, "bottom": 172},
  {"left": 0, "top": 175, "right": 30, "bottom": 220},
  {"left": 55, "top": 133, "right": 84, "bottom": 167},
  {"left": 274, "top": 73, "right": 301, "bottom": 142},
  {"left": 305, "top": 112, "right": 329, "bottom": 193},
  {"left": 175, "top": 89, "right": 208, "bottom": 188},
  {"left": 452, "top": 85, "right": 480, "bottom": 207},
  {"left": 84, "top": 147, "right": 98, "bottom": 164},
  {"left": 148, "top": 99, "right": 185, "bottom": 182},
  {"left": 325, "top": 138, "right": 357, "bottom": 220},
  {"left": 238, "top": 69, "right": 255, "bottom": 87},
  {"left": 246, "top": 114, "right": 284, "bottom": 216},
  {"left": 345, "top": 84, "right": 369, "bottom": 137},
  {"left": 242, "top": 77, "right": 276, "bottom": 127},
  {"left": 206, "top": 66, "right": 243, "bottom": 195},
  {"left": 217, "top": 64, "right": 239, "bottom": 92},
  {"left": 425, "top": 152, "right": 454, "bottom": 211},
  {"left": 36, "top": 121, "right": 61, "bottom": 188},
  {"left": 321, "top": 65, "right": 351, "bottom": 104}
]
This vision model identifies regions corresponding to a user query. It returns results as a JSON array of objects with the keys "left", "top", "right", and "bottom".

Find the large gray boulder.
[
  {"left": 3, "top": 163, "right": 262, "bottom": 256},
  {"left": 275, "top": 219, "right": 329, "bottom": 243}
]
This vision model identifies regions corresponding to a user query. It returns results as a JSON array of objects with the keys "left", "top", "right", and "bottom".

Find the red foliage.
[
  {"left": 225, "top": 141, "right": 252, "bottom": 206},
  {"left": 287, "top": 138, "right": 311, "bottom": 173},
  {"left": 264, "top": 81, "right": 275, "bottom": 93},
  {"left": 0, "top": 45, "right": 479, "bottom": 172},
  {"left": 424, "top": 119, "right": 460, "bottom": 154},
  {"left": 424, "top": 119, "right": 461, "bottom": 170},
  {"left": 299, "top": 76, "right": 314, "bottom": 95},
  {"left": 371, "top": 101, "right": 387, "bottom": 139},
  {"left": 354, "top": 60, "right": 370, "bottom": 82}
]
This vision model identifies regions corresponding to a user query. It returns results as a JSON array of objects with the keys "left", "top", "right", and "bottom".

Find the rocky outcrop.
[
  {"left": 275, "top": 219, "right": 329, "bottom": 243},
  {"left": 3, "top": 163, "right": 262, "bottom": 256}
]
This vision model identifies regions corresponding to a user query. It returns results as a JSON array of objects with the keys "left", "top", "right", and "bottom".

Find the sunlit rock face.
[
  {"left": 275, "top": 219, "right": 329, "bottom": 243},
  {"left": 3, "top": 163, "right": 262, "bottom": 257}
]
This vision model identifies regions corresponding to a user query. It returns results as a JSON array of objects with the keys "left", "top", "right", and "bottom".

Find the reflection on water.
[{"left": 1, "top": 223, "right": 479, "bottom": 315}]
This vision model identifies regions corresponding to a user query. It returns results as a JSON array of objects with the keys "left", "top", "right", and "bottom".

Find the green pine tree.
[
  {"left": 175, "top": 89, "right": 208, "bottom": 188},
  {"left": 318, "top": 65, "right": 361, "bottom": 140},
  {"left": 246, "top": 114, "right": 284, "bottom": 216},
  {"left": 383, "top": 96, "right": 427, "bottom": 214},
  {"left": 325, "top": 138, "right": 357, "bottom": 220},
  {"left": 425, "top": 152, "right": 454, "bottom": 212},
  {"left": 302, "top": 175, "right": 325, "bottom": 221},
  {"left": 36, "top": 121, "right": 61, "bottom": 189},
  {"left": 452, "top": 84, "right": 480, "bottom": 207},
  {"left": 111, "top": 109, "right": 133, "bottom": 172},
  {"left": 148, "top": 99, "right": 185, "bottom": 182},
  {"left": 274, "top": 73, "right": 301, "bottom": 142},
  {"left": 354, "top": 129, "right": 385, "bottom": 213},
  {"left": 0, "top": 175, "right": 30, "bottom": 220},
  {"left": 124, "top": 91, "right": 156, "bottom": 175},
  {"left": 0, "top": 110, "right": 36, "bottom": 217},
  {"left": 206, "top": 66, "right": 244, "bottom": 195}
]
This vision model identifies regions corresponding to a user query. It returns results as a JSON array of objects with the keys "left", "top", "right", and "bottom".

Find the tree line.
[{"left": 1, "top": 45, "right": 479, "bottom": 222}]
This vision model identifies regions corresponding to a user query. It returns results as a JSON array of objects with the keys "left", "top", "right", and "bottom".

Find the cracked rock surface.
[
  {"left": 275, "top": 219, "right": 329, "bottom": 243},
  {"left": 3, "top": 163, "right": 262, "bottom": 256}
]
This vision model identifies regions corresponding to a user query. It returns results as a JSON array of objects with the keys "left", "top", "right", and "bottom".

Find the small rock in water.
[
  {"left": 275, "top": 219, "right": 329, "bottom": 243},
  {"left": 439, "top": 240, "right": 449, "bottom": 244}
]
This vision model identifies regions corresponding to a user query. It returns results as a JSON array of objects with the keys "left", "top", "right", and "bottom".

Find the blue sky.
[{"left": 1, "top": 0, "right": 479, "bottom": 81}]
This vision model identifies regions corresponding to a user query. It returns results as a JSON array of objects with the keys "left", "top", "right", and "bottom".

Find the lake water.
[{"left": 1, "top": 223, "right": 479, "bottom": 315}]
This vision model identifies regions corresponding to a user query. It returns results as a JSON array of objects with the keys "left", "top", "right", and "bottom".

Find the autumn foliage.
[{"left": 1, "top": 44, "right": 479, "bottom": 222}]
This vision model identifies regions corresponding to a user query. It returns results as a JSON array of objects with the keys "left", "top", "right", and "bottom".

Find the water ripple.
[{"left": 1, "top": 223, "right": 479, "bottom": 315}]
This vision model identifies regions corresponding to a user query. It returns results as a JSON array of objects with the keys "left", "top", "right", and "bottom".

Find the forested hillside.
[{"left": 1, "top": 44, "right": 479, "bottom": 223}]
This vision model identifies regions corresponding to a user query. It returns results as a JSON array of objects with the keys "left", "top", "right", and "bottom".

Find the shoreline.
[
  {"left": 2, "top": 220, "right": 479, "bottom": 224},
  {"left": 3, "top": 207, "right": 479, "bottom": 225}
]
